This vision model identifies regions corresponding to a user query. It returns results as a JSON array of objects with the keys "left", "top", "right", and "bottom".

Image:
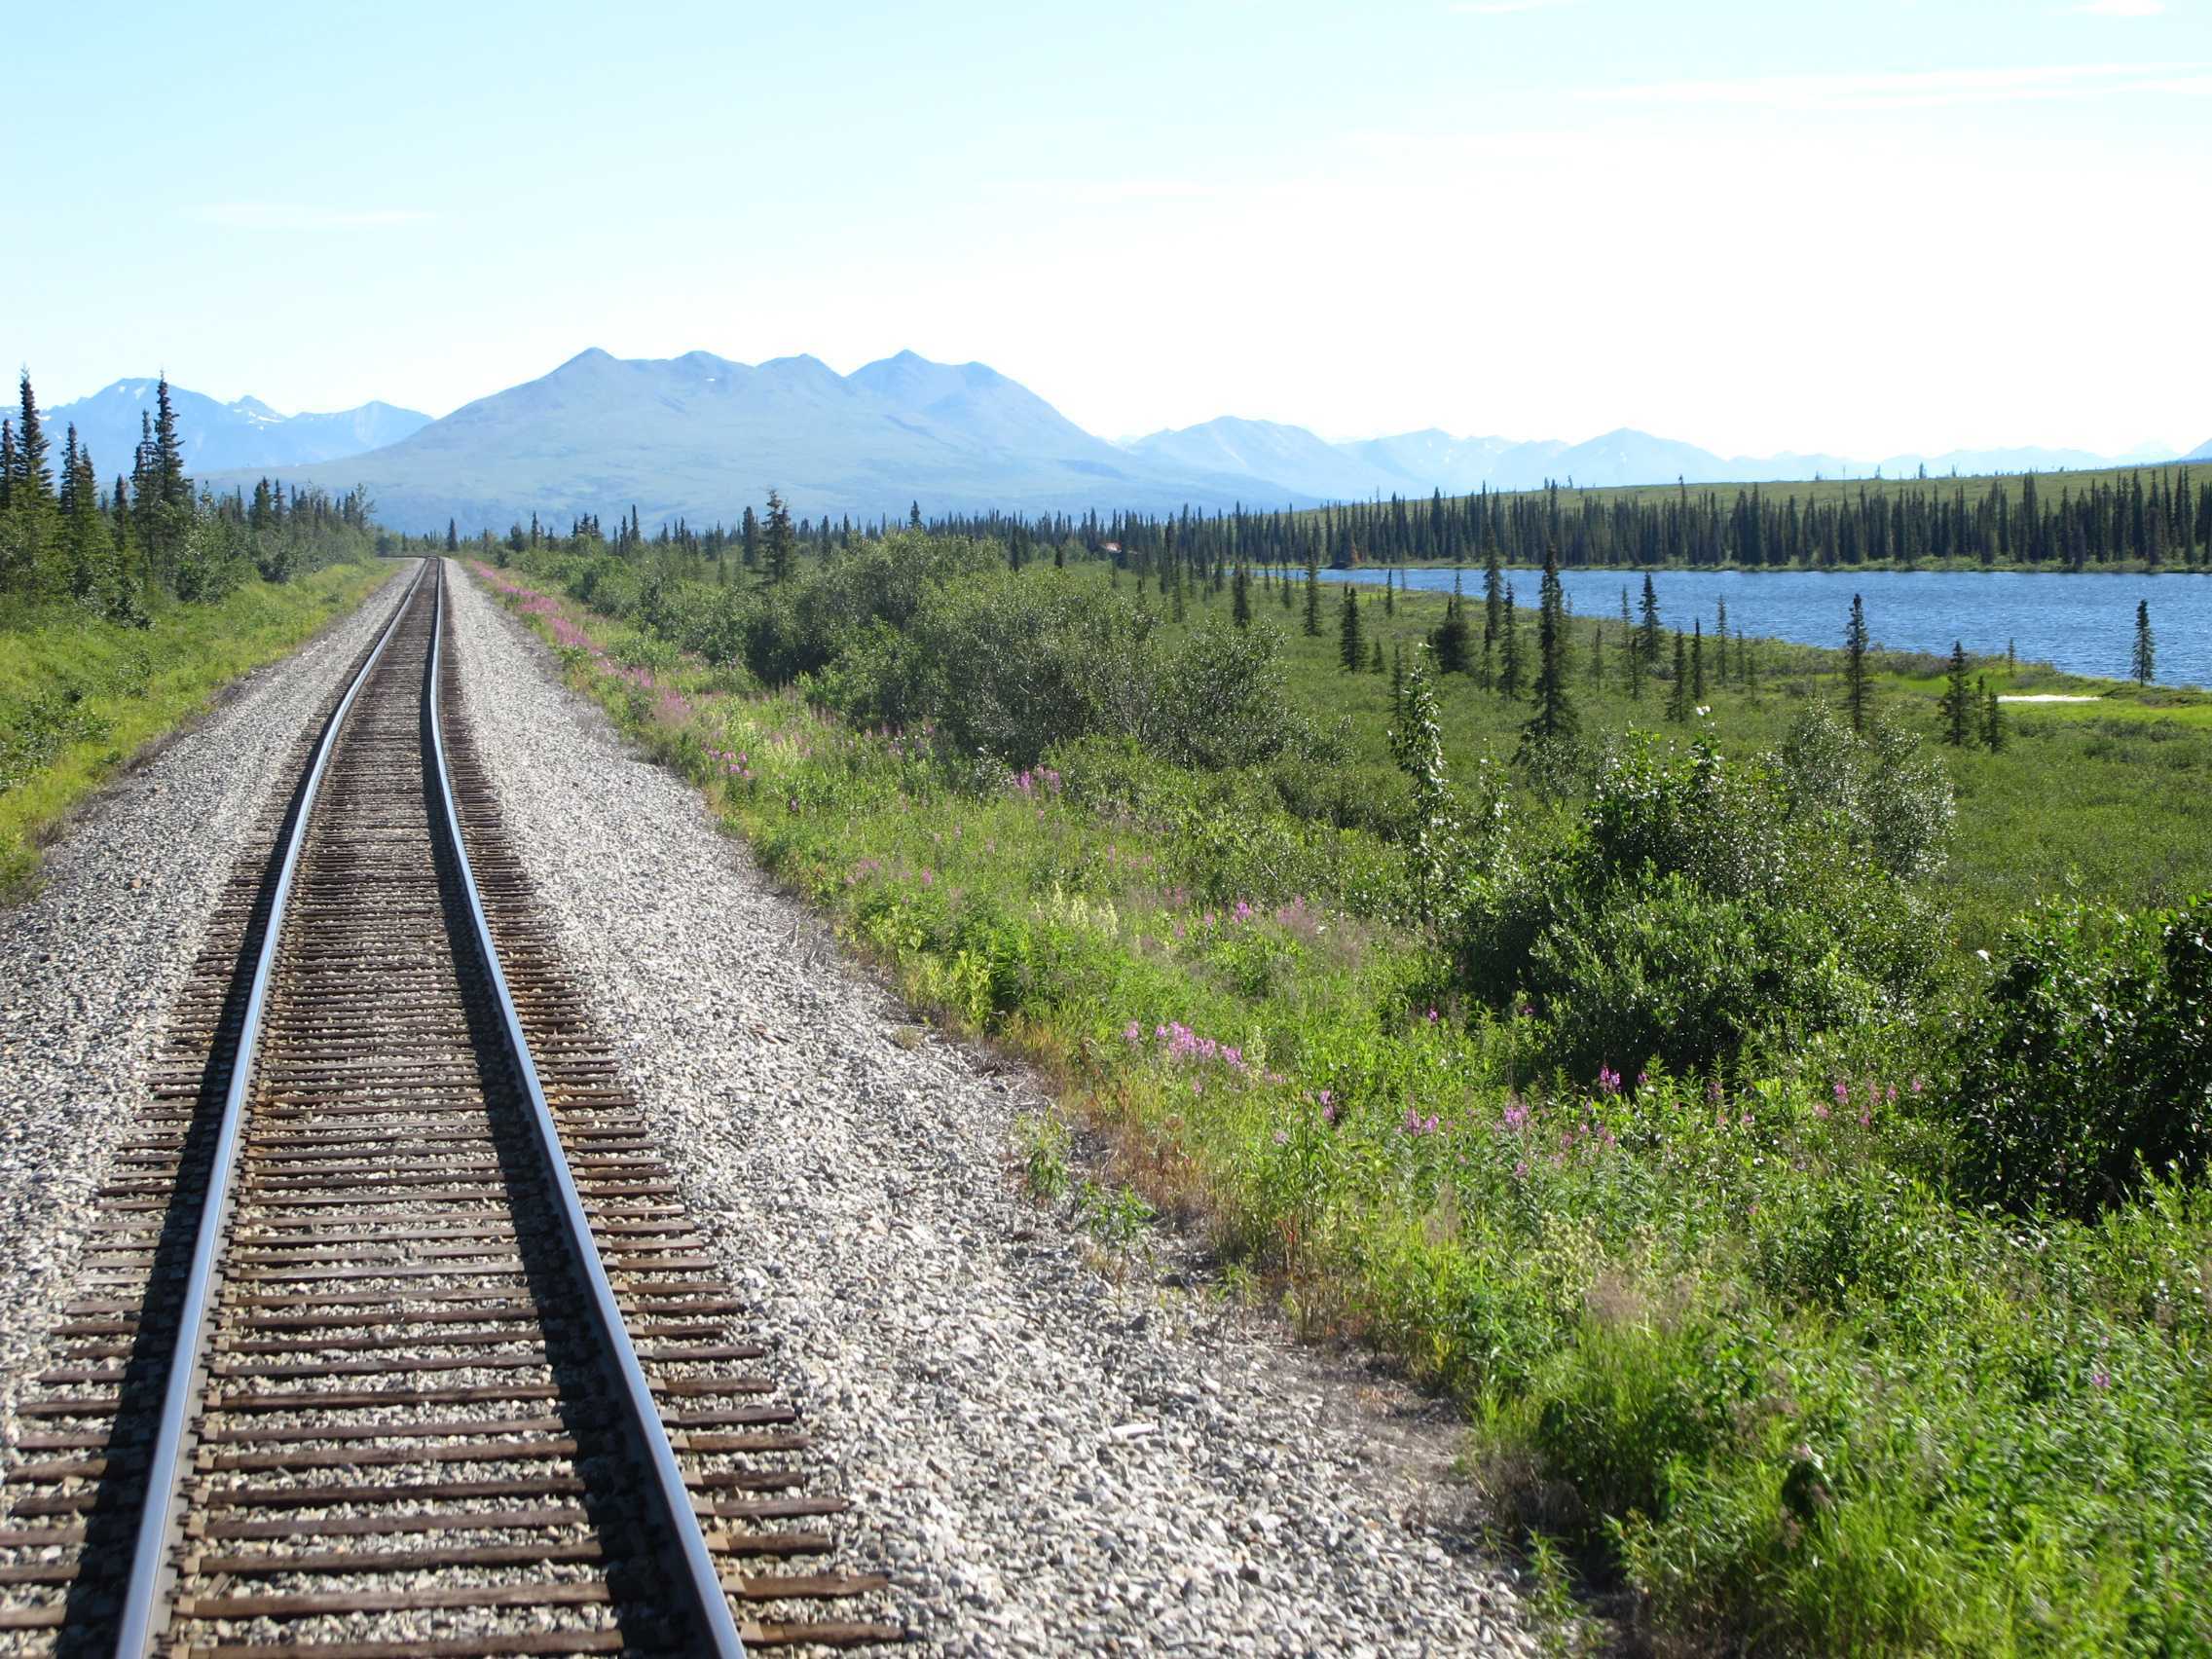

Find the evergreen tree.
[
  {"left": 1714, "top": 597, "right": 1729, "bottom": 682},
  {"left": 446, "top": 518, "right": 459, "bottom": 552},
  {"left": 15, "top": 372, "right": 52, "bottom": 504},
  {"left": 1370, "top": 638, "right": 1385, "bottom": 674},
  {"left": 1690, "top": 619, "right": 1706, "bottom": 704},
  {"left": 1981, "top": 678, "right": 2005, "bottom": 751},
  {"left": 763, "top": 490, "right": 797, "bottom": 585},
  {"left": 741, "top": 504, "right": 759, "bottom": 568},
  {"left": 1521, "top": 542, "right": 1577, "bottom": 751},
  {"left": 1622, "top": 585, "right": 1644, "bottom": 701},
  {"left": 1588, "top": 621, "right": 1604, "bottom": 689},
  {"left": 1391, "top": 642, "right": 1406, "bottom": 717},
  {"left": 1303, "top": 549, "right": 1322, "bottom": 636},
  {"left": 1434, "top": 571, "right": 1471, "bottom": 674},
  {"left": 1638, "top": 571, "right": 1662, "bottom": 668},
  {"left": 1481, "top": 547, "right": 1502, "bottom": 687},
  {"left": 909, "top": 500, "right": 922, "bottom": 530},
  {"left": 1666, "top": 632, "right": 1691, "bottom": 721},
  {"left": 1231, "top": 563, "right": 1251, "bottom": 628},
  {"left": 1383, "top": 569, "right": 1395, "bottom": 615},
  {"left": 1939, "top": 641, "right": 1972, "bottom": 746},
  {"left": 2132, "top": 600, "right": 2156, "bottom": 683},
  {"left": 1498, "top": 582, "right": 1524, "bottom": 695},
  {"left": 151, "top": 377, "right": 188, "bottom": 506},
  {"left": 1845, "top": 593, "right": 1871, "bottom": 732},
  {"left": 64, "top": 437, "right": 106, "bottom": 603},
  {"left": 1338, "top": 580, "right": 1364, "bottom": 672}
]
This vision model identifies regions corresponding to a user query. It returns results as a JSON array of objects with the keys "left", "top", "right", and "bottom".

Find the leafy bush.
[
  {"left": 1946, "top": 896, "right": 2212, "bottom": 1217},
  {"left": 1456, "top": 739, "right": 1940, "bottom": 1079},
  {"left": 1779, "top": 701, "right": 1955, "bottom": 881}
]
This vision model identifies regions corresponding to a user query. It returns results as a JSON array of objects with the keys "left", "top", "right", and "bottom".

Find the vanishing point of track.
[{"left": 0, "top": 560, "right": 901, "bottom": 1654}]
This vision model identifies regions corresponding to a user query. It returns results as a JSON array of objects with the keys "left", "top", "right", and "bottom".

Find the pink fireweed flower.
[
  {"left": 1404, "top": 1107, "right": 1439, "bottom": 1136},
  {"left": 1123, "top": 1020, "right": 1142, "bottom": 1045},
  {"left": 1501, "top": 1098, "right": 1530, "bottom": 1131},
  {"left": 1596, "top": 1066, "right": 1621, "bottom": 1095}
]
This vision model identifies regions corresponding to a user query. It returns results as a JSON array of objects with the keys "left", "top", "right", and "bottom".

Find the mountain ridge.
[
  {"left": 43, "top": 380, "right": 430, "bottom": 476},
  {"left": 176, "top": 347, "right": 2195, "bottom": 534}
]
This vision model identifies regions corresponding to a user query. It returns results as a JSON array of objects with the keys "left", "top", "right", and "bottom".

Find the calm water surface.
[{"left": 1319, "top": 567, "right": 2211, "bottom": 689}]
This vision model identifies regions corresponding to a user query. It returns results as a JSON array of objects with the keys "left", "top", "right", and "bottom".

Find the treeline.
[
  {"left": 0, "top": 373, "right": 377, "bottom": 622},
  {"left": 941, "top": 467, "right": 2212, "bottom": 574}
]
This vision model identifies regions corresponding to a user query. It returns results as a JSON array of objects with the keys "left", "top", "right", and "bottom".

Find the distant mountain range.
[
  {"left": 117, "top": 345, "right": 2193, "bottom": 535},
  {"left": 207, "top": 349, "right": 1311, "bottom": 534},
  {"left": 45, "top": 381, "right": 429, "bottom": 478},
  {"left": 1128, "top": 417, "right": 2193, "bottom": 499}
]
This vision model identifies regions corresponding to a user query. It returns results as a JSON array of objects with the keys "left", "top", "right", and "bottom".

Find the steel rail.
[
  {"left": 424, "top": 559, "right": 748, "bottom": 1658},
  {"left": 115, "top": 559, "right": 430, "bottom": 1659}
]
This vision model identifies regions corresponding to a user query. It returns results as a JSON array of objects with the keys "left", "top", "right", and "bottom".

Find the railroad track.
[{"left": 0, "top": 560, "right": 901, "bottom": 1655}]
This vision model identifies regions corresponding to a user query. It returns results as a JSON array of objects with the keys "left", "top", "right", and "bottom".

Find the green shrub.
[
  {"left": 1946, "top": 896, "right": 2212, "bottom": 1217},
  {"left": 1455, "top": 738, "right": 1939, "bottom": 1080}
]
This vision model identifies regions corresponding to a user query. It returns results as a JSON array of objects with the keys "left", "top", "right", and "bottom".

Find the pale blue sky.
[{"left": 8, "top": 0, "right": 2207, "bottom": 457}]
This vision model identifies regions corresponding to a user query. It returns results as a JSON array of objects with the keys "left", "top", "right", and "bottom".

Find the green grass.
[
  {"left": 475, "top": 555, "right": 2212, "bottom": 1654},
  {"left": 1191, "top": 571, "right": 2212, "bottom": 952},
  {"left": 0, "top": 562, "right": 394, "bottom": 898}
]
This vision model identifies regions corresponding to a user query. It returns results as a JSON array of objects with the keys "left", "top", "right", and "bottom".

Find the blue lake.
[{"left": 1317, "top": 567, "right": 2211, "bottom": 689}]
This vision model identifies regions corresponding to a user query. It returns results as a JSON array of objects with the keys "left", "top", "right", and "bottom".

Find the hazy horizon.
[{"left": 9, "top": 0, "right": 2209, "bottom": 459}]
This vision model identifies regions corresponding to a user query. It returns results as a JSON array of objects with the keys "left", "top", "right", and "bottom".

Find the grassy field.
[
  {"left": 0, "top": 561, "right": 393, "bottom": 899},
  {"left": 475, "top": 547, "right": 2212, "bottom": 1653},
  {"left": 1185, "top": 570, "right": 2212, "bottom": 952}
]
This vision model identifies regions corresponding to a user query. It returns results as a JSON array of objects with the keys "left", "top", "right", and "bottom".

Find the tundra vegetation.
[
  {"left": 492, "top": 510, "right": 2212, "bottom": 1648},
  {"left": 0, "top": 373, "right": 384, "bottom": 894}
]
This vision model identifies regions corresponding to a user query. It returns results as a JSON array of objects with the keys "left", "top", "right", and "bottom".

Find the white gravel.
[
  {"left": 446, "top": 561, "right": 1533, "bottom": 1656},
  {"left": 0, "top": 561, "right": 415, "bottom": 1429}
]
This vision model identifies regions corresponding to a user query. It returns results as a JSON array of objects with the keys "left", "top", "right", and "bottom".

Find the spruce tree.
[
  {"left": 763, "top": 490, "right": 796, "bottom": 586},
  {"left": 1623, "top": 585, "right": 1644, "bottom": 701},
  {"left": 1383, "top": 569, "right": 1395, "bottom": 615},
  {"left": 1714, "top": 597, "right": 1729, "bottom": 682},
  {"left": 1638, "top": 571, "right": 1662, "bottom": 669},
  {"left": 1391, "top": 642, "right": 1406, "bottom": 717},
  {"left": 1481, "top": 547, "right": 1502, "bottom": 687},
  {"left": 1845, "top": 593, "right": 1871, "bottom": 732},
  {"left": 1434, "top": 572, "right": 1471, "bottom": 674},
  {"left": 446, "top": 518, "right": 459, "bottom": 552},
  {"left": 152, "top": 377, "right": 188, "bottom": 507},
  {"left": 64, "top": 438, "right": 106, "bottom": 603},
  {"left": 1339, "top": 581, "right": 1364, "bottom": 672},
  {"left": 1498, "top": 582, "right": 1524, "bottom": 696},
  {"left": 909, "top": 500, "right": 922, "bottom": 530},
  {"left": 1370, "top": 638, "right": 1384, "bottom": 674},
  {"left": 1588, "top": 622, "right": 1604, "bottom": 689},
  {"left": 1303, "top": 550, "right": 1322, "bottom": 636},
  {"left": 1667, "top": 632, "right": 1691, "bottom": 721},
  {"left": 2132, "top": 600, "right": 2156, "bottom": 684},
  {"left": 741, "top": 504, "right": 759, "bottom": 568},
  {"left": 1231, "top": 563, "right": 1251, "bottom": 629},
  {"left": 1939, "top": 641, "right": 1972, "bottom": 746},
  {"left": 1690, "top": 619, "right": 1706, "bottom": 704},
  {"left": 1521, "top": 542, "right": 1577, "bottom": 751},
  {"left": 1981, "top": 678, "right": 2004, "bottom": 751},
  {"left": 15, "top": 372, "right": 52, "bottom": 504}
]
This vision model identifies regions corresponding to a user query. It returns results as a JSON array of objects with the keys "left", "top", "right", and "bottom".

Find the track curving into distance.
[{"left": 0, "top": 560, "right": 901, "bottom": 1656}]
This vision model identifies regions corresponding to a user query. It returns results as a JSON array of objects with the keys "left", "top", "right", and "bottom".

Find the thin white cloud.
[
  {"left": 1448, "top": 0, "right": 1569, "bottom": 13},
  {"left": 192, "top": 203, "right": 435, "bottom": 232},
  {"left": 1584, "top": 61, "right": 2207, "bottom": 110},
  {"left": 2072, "top": 0, "right": 2164, "bottom": 15}
]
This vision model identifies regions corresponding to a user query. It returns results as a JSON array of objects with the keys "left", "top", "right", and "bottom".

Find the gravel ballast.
[
  {"left": 0, "top": 562, "right": 415, "bottom": 1423},
  {"left": 446, "top": 563, "right": 1533, "bottom": 1656}
]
